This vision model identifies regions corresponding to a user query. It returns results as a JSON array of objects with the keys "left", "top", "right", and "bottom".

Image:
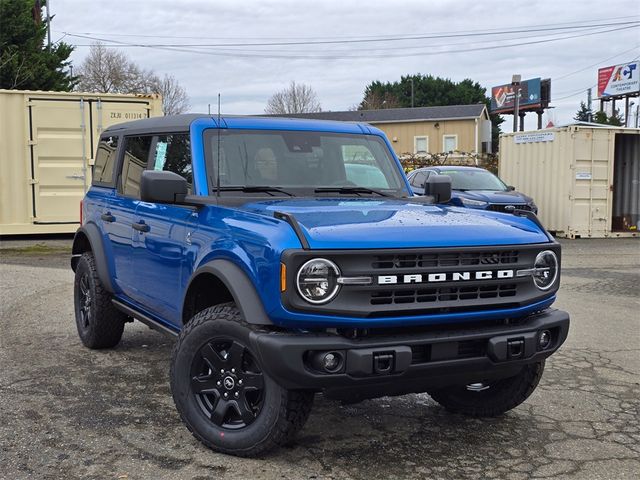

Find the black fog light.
[
  {"left": 310, "top": 350, "right": 344, "bottom": 373},
  {"left": 538, "top": 330, "right": 552, "bottom": 350}
]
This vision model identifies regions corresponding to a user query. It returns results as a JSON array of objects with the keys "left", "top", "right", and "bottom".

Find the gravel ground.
[{"left": 0, "top": 237, "right": 638, "bottom": 480}]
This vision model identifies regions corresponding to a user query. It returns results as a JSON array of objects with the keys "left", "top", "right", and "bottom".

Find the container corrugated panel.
[
  {"left": 0, "top": 90, "right": 162, "bottom": 235},
  {"left": 499, "top": 125, "right": 640, "bottom": 239}
]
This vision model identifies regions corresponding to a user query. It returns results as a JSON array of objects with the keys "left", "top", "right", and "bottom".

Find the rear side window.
[
  {"left": 119, "top": 136, "right": 152, "bottom": 198},
  {"left": 153, "top": 134, "right": 192, "bottom": 192},
  {"left": 93, "top": 135, "right": 119, "bottom": 186}
]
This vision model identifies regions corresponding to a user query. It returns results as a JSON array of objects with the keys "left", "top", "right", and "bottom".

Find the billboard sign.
[
  {"left": 597, "top": 62, "right": 639, "bottom": 98},
  {"left": 491, "top": 78, "right": 542, "bottom": 113}
]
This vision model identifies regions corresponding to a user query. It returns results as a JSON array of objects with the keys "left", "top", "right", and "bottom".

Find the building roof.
[{"left": 271, "top": 104, "right": 488, "bottom": 123}]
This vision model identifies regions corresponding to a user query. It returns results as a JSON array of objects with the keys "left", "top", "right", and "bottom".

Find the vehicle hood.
[
  {"left": 454, "top": 190, "right": 533, "bottom": 204},
  {"left": 234, "top": 198, "right": 549, "bottom": 249}
]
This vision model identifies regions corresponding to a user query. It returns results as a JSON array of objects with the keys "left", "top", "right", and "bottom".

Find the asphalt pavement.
[{"left": 0, "top": 237, "right": 638, "bottom": 480}]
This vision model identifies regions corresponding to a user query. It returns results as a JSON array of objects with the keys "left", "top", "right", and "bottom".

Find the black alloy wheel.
[
  {"left": 77, "top": 272, "right": 92, "bottom": 330},
  {"left": 191, "top": 338, "right": 265, "bottom": 429}
]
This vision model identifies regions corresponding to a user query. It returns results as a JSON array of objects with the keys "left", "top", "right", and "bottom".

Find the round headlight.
[
  {"left": 296, "top": 258, "right": 340, "bottom": 304},
  {"left": 532, "top": 250, "right": 558, "bottom": 290}
]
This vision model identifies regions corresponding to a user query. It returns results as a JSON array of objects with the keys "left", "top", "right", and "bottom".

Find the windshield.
[
  {"left": 437, "top": 169, "right": 508, "bottom": 191},
  {"left": 204, "top": 130, "right": 407, "bottom": 196}
]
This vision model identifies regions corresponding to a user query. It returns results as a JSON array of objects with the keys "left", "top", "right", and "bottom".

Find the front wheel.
[
  {"left": 428, "top": 361, "right": 545, "bottom": 417},
  {"left": 170, "top": 304, "right": 313, "bottom": 457}
]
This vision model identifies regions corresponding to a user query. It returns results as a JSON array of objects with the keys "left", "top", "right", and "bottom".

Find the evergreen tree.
[
  {"left": 0, "top": 0, "right": 75, "bottom": 90},
  {"left": 574, "top": 101, "right": 592, "bottom": 122}
]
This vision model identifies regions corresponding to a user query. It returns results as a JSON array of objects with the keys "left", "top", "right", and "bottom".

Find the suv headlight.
[
  {"left": 460, "top": 198, "right": 488, "bottom": 207},
  {"left": 532, "top": 250, "right": 558, "bottom": 290},
  {"left": 296, "top": 258, "right": 341, "bottom": 304}
]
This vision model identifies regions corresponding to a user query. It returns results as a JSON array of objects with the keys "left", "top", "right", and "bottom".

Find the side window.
[
  {"left": 120, "top": 136, "right": 153, "bottom": 198},
  {"left": 93, "top": 135, "right": 119, "bottom": 186},
  {"left": 153, "top": 134, "right": 193, "bottom": 192},
  {"left": 411, "top": 171, "right": 426, "bottom": 187}
]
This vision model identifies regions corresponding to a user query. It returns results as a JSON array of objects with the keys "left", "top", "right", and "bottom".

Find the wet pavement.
[{"left": 0, "top": 238, "right": 638, "bottom": 479}]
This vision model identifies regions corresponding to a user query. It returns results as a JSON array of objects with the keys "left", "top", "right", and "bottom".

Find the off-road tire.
[
  {"left": 428, "top": 361, "right": 545, "bottom": 417},
  {"left": 73, "top": 252, "right": 126, "bottom": 349},
  {"left": 171, "top": 304, "right": 314, "bottom": 457}
]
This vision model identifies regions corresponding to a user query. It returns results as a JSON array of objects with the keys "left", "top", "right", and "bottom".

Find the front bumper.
[{"left": 251, "top": 308, "right": 569, "bottom": 400}]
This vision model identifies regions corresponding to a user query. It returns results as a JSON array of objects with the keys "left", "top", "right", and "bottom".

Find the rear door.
[
  {"left": 132, "top": 133, "right": 195, "bottom": 325},
  {"left": 104, "top": 135, "right": 154, "bottom": 299}
]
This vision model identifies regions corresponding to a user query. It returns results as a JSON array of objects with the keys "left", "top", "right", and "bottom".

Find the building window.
[
  {"left": 414, "top": 136, "right": 428, "bottom": 154},
  {"left": 443, "top": 135, "right": 458, "bottom": 153}
]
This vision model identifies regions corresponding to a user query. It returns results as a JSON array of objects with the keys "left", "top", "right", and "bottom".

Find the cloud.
[{"left": 53, "top": 0, "right": 639, "bottom": 129}]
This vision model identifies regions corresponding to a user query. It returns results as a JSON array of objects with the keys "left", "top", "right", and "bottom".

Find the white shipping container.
[
  {"left": 0, "top": 89, "right": 163, "bottom": 235},
  {"left": 499, "top": 125, "right": 640, "bottom": 238}
]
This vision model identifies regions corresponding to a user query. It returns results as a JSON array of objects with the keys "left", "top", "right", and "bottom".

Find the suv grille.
[
  {"left": 372, "top": 250, "right": 519, "bottom": 269},
  {"left": 282, "top": 245, "right": 558, "bottom": 318},
  {"left": 371, "top": 284, "right": 517, "bottom": 305},
  {"left": 487, "top": 204, "right": 533, "bottom": 213}
]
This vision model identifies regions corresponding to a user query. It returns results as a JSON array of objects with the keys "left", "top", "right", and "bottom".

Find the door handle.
[
  {"left": 101, "top": 213, "right": 116, "bottom": 222},
  {"left": 132, "top": 221, "right": 150, "bottom": 233}
]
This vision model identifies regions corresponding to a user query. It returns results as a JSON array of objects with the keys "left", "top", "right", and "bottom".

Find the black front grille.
[
  {"left": 281, "top": 244, "right": 559, "bottom": 318},
  {"left": 371, "top": 284, "right": 517, "bottom": 305},
  {"left": 372, "top": 250, "right": 519, "bottom": 269},
  {"left": 487, "top": 204, "right": 533, "bottom": 213}
]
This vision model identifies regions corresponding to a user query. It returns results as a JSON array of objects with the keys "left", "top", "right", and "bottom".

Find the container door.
[{"left": 29, "top": 98, "right": 92, "bottom": 224}]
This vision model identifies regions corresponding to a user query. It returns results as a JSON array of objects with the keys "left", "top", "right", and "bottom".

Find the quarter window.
[
  {"left": 92, "top": 135, "right": 119, "bottom": 185},
  {"left": 120, "top": 136, "right": 152, "bottom": 198},
  {"left": 153, "top": 134, "right": 193, "bottom": 192}
]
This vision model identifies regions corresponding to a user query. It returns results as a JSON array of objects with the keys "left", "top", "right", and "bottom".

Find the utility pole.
[
  {"left": 587, "top": 88, "right": 593, "bottom": 122},
  {"left": 511, "top": 75, "right": 521, "bottom": 133},
  {"left": 410, "top": 78, "right": 414, "bottom": 108},
  {"left": 46, "top": 0, "right": 52, "bottom": 52}
]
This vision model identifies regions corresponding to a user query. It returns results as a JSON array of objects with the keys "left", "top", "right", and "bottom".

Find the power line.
[
  {"left": 554, "top": 45, "right": 640, "bottom": 81},
  {"left": 66, "top": 25, "right": 612, "bottom": 55},
  {"left": 63, "top": 20, "right": 639, "bottom": 48},
  {"left": 55, "top": 15, "right": 640, "bottom": 42},
  {"left": 64, "top": 24, "right": 639, "bottom": 60}
]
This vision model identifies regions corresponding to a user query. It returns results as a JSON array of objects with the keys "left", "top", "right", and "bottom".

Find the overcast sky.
[{"left": 52, "top": 0, "right": 639, "bottom": 131}]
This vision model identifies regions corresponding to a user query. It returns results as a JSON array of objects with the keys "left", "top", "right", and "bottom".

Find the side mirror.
[
  {"left": 140, "top": 170, "right": 188, "bottom": 204},
  {"left": 424, "top": 174, "right": 452, "bottom": 203},
  {"left": 507, "top": 185, "right": 516, "bottom": 191}
]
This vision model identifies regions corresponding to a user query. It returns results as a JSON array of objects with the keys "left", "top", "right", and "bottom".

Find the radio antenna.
[{"left": 216, "top": 93, "right": 221, "bottom": 198}]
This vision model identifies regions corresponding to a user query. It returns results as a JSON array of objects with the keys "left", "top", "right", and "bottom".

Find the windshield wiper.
[
  {"left": 314, "top": 186, "right": 390, "bottom": 197},
  {"left": 216, "top": 186, "right": 295, "bottom": 197}
]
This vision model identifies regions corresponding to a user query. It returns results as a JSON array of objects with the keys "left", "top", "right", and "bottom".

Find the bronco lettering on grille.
[{"left": 378, "top": 270, "right": 515, "bottom": 285}]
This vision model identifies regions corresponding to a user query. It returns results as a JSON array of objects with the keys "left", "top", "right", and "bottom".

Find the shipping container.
[
  {"left": 499, "top": 125, "right": 640, "bottom": 238},
  {"left": 0, "top": 89, "right": 163, "bottom": 235}
]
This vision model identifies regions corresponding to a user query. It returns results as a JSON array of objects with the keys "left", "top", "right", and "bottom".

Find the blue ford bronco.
[{"left": 71, "top": 114, "right": 569, "bottom": 456}]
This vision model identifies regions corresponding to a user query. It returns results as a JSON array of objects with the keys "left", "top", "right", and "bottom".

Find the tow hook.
[{"left": 373, "top": 352, "right": 394, "bottom": 374}]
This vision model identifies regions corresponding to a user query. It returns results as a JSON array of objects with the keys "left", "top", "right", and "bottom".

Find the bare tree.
[
  {"left": 150, "top": 74, "right": 190, "bottom": 115},
  {"left": 75, "top": 43, "right": 154, "bottom": 94},
  {"left": 75, "top": 43, "right": 190, "bottom": 114},
  {"left": 264, "top": 81, "right": 322, "bottom": 114}
]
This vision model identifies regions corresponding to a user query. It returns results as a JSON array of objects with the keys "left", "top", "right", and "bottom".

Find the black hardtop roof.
[{"left": 103, "top": 114, "right": 205, "bottom": 134}]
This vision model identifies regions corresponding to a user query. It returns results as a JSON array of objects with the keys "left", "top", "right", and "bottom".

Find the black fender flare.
[
  {"left": 71, "top": 223, "right": 117, "bottom": 293},
  {"left": 184, "top": 259, "right": 273, "bottom": 325}
]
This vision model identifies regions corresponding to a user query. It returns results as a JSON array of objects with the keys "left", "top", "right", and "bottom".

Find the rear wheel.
[
  {"left": 428, "top": 361, "right": 545, "bottom": 417},
  {"left": 73, "top": 252, "right": 126, "bottom": 349},
  {"left": 171, "top": 304, "right": 313, "bottom": 457}
]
